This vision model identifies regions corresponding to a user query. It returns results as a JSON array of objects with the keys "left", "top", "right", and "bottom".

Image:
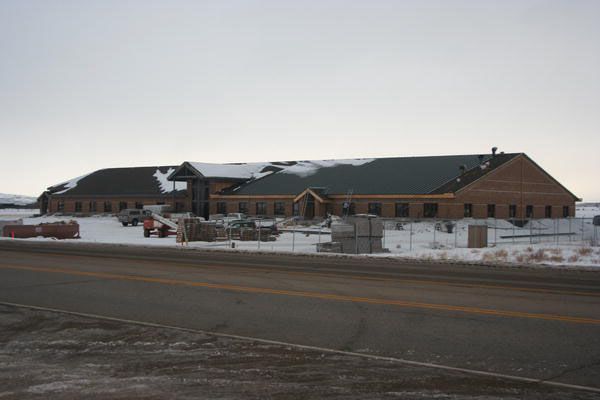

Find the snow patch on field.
[
  {"left": 0, "top": 193, "right": 37, "bottom": 205},
  {"left": 0, "top": 209, "right": 38, "bottom": 220},
  {"left": 576, "top": 204, "right": 600, "bottom": 218}
]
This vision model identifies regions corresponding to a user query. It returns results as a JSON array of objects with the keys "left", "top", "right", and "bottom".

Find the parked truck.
[{"left": 118, "top": 209, "right": 152, "bottom": 226}]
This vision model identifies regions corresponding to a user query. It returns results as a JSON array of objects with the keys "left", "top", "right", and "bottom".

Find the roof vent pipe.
[{"left": 492, "top": 146, "right": 498, "bottom": 157}]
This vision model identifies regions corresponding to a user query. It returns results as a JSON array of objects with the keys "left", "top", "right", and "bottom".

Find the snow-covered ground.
[
  {"left": 0, "top": 193, "right": 37, "bottom": 205},
  {"left": 576, "top": 204, "right": 600, "bottom": 218},
  {"left": 1, "top": 207, "right": 599, "bottom": 268}
]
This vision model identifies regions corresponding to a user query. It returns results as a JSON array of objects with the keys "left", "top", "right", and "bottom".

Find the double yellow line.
[
  {"left": 3, "top": 264, "right": 600, "bottom": 325},
  {"left": 20, "top": 250, "right": 600, "bottom": 298}
]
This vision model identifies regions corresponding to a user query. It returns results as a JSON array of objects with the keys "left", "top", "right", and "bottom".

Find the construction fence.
[{"left": 378, "top": 217, "right": 600, "bottom": 251}]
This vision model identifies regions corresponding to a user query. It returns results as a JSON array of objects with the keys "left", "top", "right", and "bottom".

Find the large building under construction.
[{"left": 39, "top": 150, "right": 580, "bottom": 220}]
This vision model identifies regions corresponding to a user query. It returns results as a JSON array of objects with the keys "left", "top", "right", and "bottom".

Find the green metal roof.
[
  {"left": 48, "top": 166, "right": 187, "bottom": 197},
  {"left": 228, "top": 153, "right": 520, "bottom": 196}
]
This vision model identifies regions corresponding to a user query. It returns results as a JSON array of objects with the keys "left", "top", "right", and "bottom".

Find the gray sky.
[{"left": 1, "top": 0, "right": 598, "bottom": 200}]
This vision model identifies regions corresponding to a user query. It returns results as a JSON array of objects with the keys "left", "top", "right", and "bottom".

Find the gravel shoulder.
[{"left": 0, "top": 304, "right": 597, "bottom": 400}]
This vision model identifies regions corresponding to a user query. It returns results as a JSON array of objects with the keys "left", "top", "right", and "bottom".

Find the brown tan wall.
[
  {"left": 48, "top": 196, "right": 191, "bottom": 214},
  {"left": 454, "top": 155, "right": 576, "bottom": 218},
  {"left": 210, "top": 198, "right": 295, "bottom": 217}
]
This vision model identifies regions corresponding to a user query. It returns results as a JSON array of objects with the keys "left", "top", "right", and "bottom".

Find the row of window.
[
  {"left": 359, "top": 202, "right": 570, "bottom": 218},
  {"left": 217, "top": 201, "right": 285, "bottom": 216},
  {"left": 55, "top": 201, "right": 183, "bottom": 213},
  {"left": 464, "top": 204, "right": 569, "bottom": 218},
  {"left": 215, "top": 201, "right": 571, "bottom": 218}
]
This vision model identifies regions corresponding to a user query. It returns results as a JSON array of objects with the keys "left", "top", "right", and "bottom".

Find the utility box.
[
  {"left": 468, "top": 225, "right": 488, "bottom": 248},
  {"left": 327, "top": 215, "right": 386, "bottom": 254}
]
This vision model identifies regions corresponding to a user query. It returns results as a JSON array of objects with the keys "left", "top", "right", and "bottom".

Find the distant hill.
[{"left": 0, "top": 193, "right": 38, "bottom": 208}]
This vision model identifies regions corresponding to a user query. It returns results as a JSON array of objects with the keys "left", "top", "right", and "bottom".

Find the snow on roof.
[
  {"left": 280, "top": 159, "right": 375, "bottom": 178},
  {"left": 53, "top": 172, "right": 93, "bottom": 194},
  {"left": 188, "top": 159, "right": 375, "bottom": 180},
  {"left": 188, "top": 162, "right": 279, "bottom": 179},
  {"left": 153, "top": 168, "right": 187, "bottom": 193}
]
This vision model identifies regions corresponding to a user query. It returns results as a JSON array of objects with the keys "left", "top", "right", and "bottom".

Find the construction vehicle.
[{"left": 143, "top": 212, "right": 197, "bottom": 238}]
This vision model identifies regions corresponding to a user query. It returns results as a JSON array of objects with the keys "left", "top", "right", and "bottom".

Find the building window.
[
  {"left": 57, "top": 201, "right": 65, "bottom": 212},
  {"left": 256, "top": 202, "right": 267, "bottom": 216},
  {"left": 216, "top": 202, "right": 227, "bottom": 214},
  {"left": 526, "top": 205, "right": 533, "bottom": 218},
  {"left": 368, "top": 202, "right": 382, "bottom": 216},
  {"left": 104, "top": 201, "right": 112, "bottom": 213},
  {"left": 119, "top": 201, "right": 127, "bottom": 211},
  {"left": 509, "top": 204, "right": 517, "bottom": 218},
  {"left": 239, "top": 202, "right": 248, "bottom": 214},
  {"left": 487, "top": 204, "right": 495, "bottom": 218},
  {"left": 274, "top": 202, "right": 286, "bottom": 216},
  {"left": 423, "top": 203, "right": 438, "bottom": 218},
  {"left": 464, "top": 204, "right": 473, "bottom": 218},
  {"left": 395, "top": 203, "right": 409, "bottom": 218},
  {"left": 563, "top": 206, "right": 570, "bottom": 218},
  {"left": 175, "top": 202, "right": 184, "bottom": 212},
  {"left": 348, "top": 202, "right": 356, "bottom": 215},
  {"left": 545, "top": 205, "right": 552, "bottom": 218},
  {"left": 135, "top": 202, "right": 144, "bottom": 209},
  {"left": 74, "top": 202, "right": 82, "bottom": 212}
]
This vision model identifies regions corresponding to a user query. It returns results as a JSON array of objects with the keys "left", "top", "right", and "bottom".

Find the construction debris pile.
[
  {"left": 318, "top": 215, "right": 387, "bottom": 254},
  {"left": 238, "top": 227, "right": 276, "bottom": 242},
  {"left": 176, "top": 219, "right": 227, "bottom": 243}
]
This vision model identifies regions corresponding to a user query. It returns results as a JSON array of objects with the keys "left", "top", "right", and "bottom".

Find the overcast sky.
[{"left": 1, "top": 0, "right": 598, "bottom": 200}]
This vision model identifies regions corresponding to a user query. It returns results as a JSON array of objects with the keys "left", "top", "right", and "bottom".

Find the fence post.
[
  {"left": 530, "top": 219, "right": 533, "bottom": 244},
  {"left": 569, "top": 217, "right": 572, "bottom": 242},
  {"left": 292, "top": 219, "right": 295, "bottom": 252},
  {"left": 582, "top": 217, "right": 585, "bottom": 243},
  {"left": 409, "top": 220, "right": 413, "bottom": 251},
  {"left": 494, "top": 218, "right": 497, "bottom": 245},
  {"left": 512, "top": 218, "right": 515, "bottom": 244},
  {"left": 433, "top": 219, "right": 436, "bottom": 248},
  {"left": 382, "top": 221, "right": 386, "bottom": 250},
  {"left": 454, "top": 220, "right": 458, "bottom": 248},
  {"left": 257, "top": 219, "right": 261, "bottom": 250},
  {"left": 318, "top": 224, "right": 322, "bottom": 246},
  {"left": 354, "top": 222, "right": 358, "bottom": 254}
]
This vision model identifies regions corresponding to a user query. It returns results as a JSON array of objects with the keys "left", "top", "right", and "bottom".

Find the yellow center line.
[
  {"left": 3, "top": 264, "right": 600, "bottom": 325},
  {"left": 10, "top": 251, "right": 600, "bottom": 298}
]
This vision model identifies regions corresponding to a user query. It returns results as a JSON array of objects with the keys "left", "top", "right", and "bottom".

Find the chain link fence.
[
  {"left": 194, "top": 217, "right": 599, "bottom": 255},
  {"left": 379, "top": 217, "right": 599, "bottom": 251}
]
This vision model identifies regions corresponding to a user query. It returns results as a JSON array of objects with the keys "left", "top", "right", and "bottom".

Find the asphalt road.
[{"left": 1, "top": 241, "right": 600, "bottom": 393}]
